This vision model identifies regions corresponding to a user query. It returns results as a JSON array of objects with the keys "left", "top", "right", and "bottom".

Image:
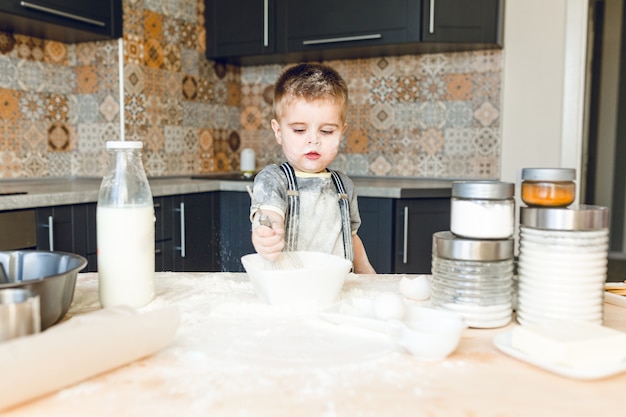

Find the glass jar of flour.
[
  {"left": 450, "top": 181, "right": 515, "bottom": 239},
  {"left": 431, "top": 231, "right": 515, "bottom": 328}
]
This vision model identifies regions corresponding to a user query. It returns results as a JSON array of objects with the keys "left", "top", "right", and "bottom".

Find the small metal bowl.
[{"left": 0, "top": 251, "right": 87, "bottom": 330}]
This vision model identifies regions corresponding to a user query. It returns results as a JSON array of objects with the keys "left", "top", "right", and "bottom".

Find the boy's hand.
[{"left": 251, "top": 211, "right": 285, "bottom": 261}]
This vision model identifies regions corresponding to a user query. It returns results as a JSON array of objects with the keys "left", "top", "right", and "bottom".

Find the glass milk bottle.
[{"left": 97, "top": 141, "right": 155, "bottom": 308}]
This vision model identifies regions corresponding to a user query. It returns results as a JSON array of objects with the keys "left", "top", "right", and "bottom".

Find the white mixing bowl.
[{"left": 241, "top": 251, "right": 352, "bottom": 307}]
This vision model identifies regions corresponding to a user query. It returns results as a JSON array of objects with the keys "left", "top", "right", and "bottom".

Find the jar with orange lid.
[{"left": 521, "top": 168, "right": 576, "bottom": 207}]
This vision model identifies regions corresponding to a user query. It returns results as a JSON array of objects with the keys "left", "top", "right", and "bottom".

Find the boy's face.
[{"left": 271, "top": 98, "right": 346, "bottom": 174}]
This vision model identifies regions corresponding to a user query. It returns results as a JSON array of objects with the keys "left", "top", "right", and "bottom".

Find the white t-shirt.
[{"left": 251, "top": 164, "right": 361, "bottom": 259}]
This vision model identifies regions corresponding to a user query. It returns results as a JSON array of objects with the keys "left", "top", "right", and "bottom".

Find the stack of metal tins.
[
  {"left": 430, "top": 181, "right": 515, "bottom": 328},
  {"left": 517, "top": 168, "right": 610, "bottom": 325}
]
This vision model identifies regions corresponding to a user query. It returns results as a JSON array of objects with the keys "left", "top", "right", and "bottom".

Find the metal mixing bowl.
[{"left": 0, "top": 251, "right": 87, "bottom": 330}]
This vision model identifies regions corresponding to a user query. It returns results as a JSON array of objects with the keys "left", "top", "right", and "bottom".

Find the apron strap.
[{"left": 329, "top": 169, "right": 354, "bottom": 262}]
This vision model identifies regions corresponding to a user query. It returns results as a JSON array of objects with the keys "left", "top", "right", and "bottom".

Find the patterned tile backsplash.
[{"left": 0, "top": 0, "right": 502, "bottom": 180}]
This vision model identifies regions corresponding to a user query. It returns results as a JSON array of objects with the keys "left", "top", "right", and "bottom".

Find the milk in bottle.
[{"left": 97, "top": 141, "right": 155, "bottom": 308}]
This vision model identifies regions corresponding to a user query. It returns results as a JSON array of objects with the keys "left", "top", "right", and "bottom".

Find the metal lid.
[
  {"left": 520, "top": 205, "right": 609, "bottom": 230},
  {"left": 106, "top": 141, "right": 143, "bottom": 149},
  {"left": 452, "top": 181, "right": 514, "bottom": 199},
  {"left": 432, "top": 231, "right": 514, "bottom": 261},
  {"left": 521, "top": 168, "right": 575, "bottom": 181}
]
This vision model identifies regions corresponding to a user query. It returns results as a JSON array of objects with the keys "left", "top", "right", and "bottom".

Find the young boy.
[{"left": 249, "top": 63, "right": 376, "bottom": 274}]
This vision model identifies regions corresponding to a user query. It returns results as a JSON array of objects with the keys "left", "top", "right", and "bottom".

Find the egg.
[
  {"left": 372, "top": 291, "right": 406, "bottom": 321},
  {"left": 399, "top": 276, "right": 430, "bottom": 301}
]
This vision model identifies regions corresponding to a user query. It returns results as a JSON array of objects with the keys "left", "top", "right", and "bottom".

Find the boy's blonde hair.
[{"left": 273, "top": 63, "right": 348, "bottom": 123}]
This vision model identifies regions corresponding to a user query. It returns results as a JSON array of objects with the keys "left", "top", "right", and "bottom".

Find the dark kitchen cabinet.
[
  {"left": 217, "top": 191, "right": 255, "bottom": 272},
  {"left": 358, "top": 197, "right": 450, "bottom": 274},
  {"left": 0, "top": 0, "right": 122, "bottom": 43},
  {"left": 205, "top": 0, "right": 276, "bottom": 59},
  {"left": 277, "top": 0, "right": 421, "bottom": 56},
  {"left": 206, "top": 0, "right": 502, "bottom": 64},
  {"left": 154, "top": 197, "right": 174, "bottom": 272},
  {"left": 36, "top": 203, "right": 97, "bottom": 272},
  {"left": 421, "top": 0, "right": 503, "bottom": 45},
  {"left": 170, "top": 193, "right": 220, "bottom": 272}
]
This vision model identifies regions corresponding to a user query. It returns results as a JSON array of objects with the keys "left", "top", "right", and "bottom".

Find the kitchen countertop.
[
  {"left": 2, "top": 272, "right": 625, "bottom": 417},
  {"left": 0, "top": 174, "right": 452, "bottom": 211}
]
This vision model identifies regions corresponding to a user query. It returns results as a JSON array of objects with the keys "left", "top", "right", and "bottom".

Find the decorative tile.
[
  {"left": 240, "top": 106, "right": 263, "bottom": 130},
  {"left": 145, "top": 124, "right": 166, "bottom": 152},
  {"left": 75, "top": 42, "right": 98, "bottom": 66},
  {"left": 444, "top": 73, "right": 473, "bottom": 101},
  {"left": 0, "top": 88, "right": 20, "bottom": 120},
  {"left": 47, "top": 122, "right": 71, "bottom": 151},
  {"left": 15, "top": 35, "right": 44, "bottom": 62},
  {"left": 0, "top": 119, "right": 20, "bottom": 152},
  {"left": 123, "top": 6, "right": 144, "bottom": 37},
  {"left": 144, "top": 38, "right": 164, "bottom": 68},
  {"left": 44, "top": 41, "right": 68, "bottom": 65},
  {"left": 47, "top": 151, "right": 71, "bottom": 176},
  {"left": 0, "top": 151, "right": 23, "bottom": 177},
  {"left": 162, "top": 16, "right": 181, "bottom": 45},
  {"left": 474, "top": 101, "right": 499, "bottom": 127},
  {"left": 182, "top": 75, "right": 197, "bottom": 100},
  {"left": 418, "top": 127, "right": 445, "bottom": 155},
  {"left": 46, "top": 94, "right": 69, "bottom": 122},
  {"left": 0, "top": 56, "right": 18, "bottom": 89},
  {"left": 125, "top": 93, "right": 147, "bottom": 125},
  {"left": 124, "top": 34, "right": 145, "bottom": 65},
  {"left": 420, "top": 75, "right": 446, "bottom": 101},
  {"left": 75, "top": 66, "right": 99, "bottom": 94},
  {"left": 45, "top": 64, "right": 76, "bottom": 94},
  {"left": 162, "top": 43, "right": 181, "bottom": 71},
  {"left": 418, "top": 101, "right": 446, "bottom": 129},
  {"left": 17, "top": 60, "right": 45, "bottom": 92},
  {"left": 144, "top": 10, "right": 164, "bottom": 42},
  {"left": 472, "top": 127, "right": 499, "bottom": 156},
  {"left": 100, "top": 94, "right": 120, "bottom": 123},
  {"left": 0, "top": 32, "right": 16, "bottom": 54},
  {"left": 124, "top": 63, "right": 145, "bottom": 94},
  {"left": 369, "top": 76, "right": 396, "bottom": 104},
  {"left": 161, "top": 0, "right": 182, "bottom": 18},
  {"left": 164, "top": 126, "right": 185, "bottom": 153},
  {"left": 369, "top": 154, "right": 392, "bottom": 176},
  {"left": 77, "top": 123, "right": 107, "bottom": 153},
  {"left": 22, "top": 151, "right": 48, "bottom": 177},
  {"left": 369, "top": 103, "right": 395, "bottom": 131},
  {"left": 180, "top": 22, "right": 197, "bottom": 49},
  {"left": 345, "top": 128, "right": 369, "bottom": 154},
  {"left": 143, "top": 67, "right": 165, "bottom": 96},
  {"left": 446, "top": 101, "right": 473, "bottom": 128},
  {"left": 21, "top": 121, "right": 47, "bottom": 154},
  {"left": 144, "top": 150, "right": 167, "bottom": 176},
  {"left": 182, "top": 126, "right": 197, "bottom": 152}
]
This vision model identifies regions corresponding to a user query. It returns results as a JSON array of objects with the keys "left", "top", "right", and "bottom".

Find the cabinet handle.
[
  {"left": 302, "top": 33, "right": 382, "bottom": 46},
  {"left": 403, "top": 206, "right": 409, "bottom": 264},
  {"left": 429, "top": 0, "right": 435, "bottom": 34},
  {"left": 20, "top": 1, "right": 106, "bottom": 27},
  {"left": 263, "top": 0, "right": 269, "bottom": 47},
  {"left": 155, "top": 248, "right": 162, "bottom": 255},
  {"left": 176, "top": 202, "right": 186, "bottom": 258},
  {"left": 153, "top": 203, "right": 161, "bottom": 209},
  {"left": 47, "top": 215, "right": 54, "bottom": 252}
]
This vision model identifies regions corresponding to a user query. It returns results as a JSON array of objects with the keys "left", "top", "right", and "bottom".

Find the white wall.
[{"left": 500, "top": 0, "right": 589, "bottom": 199}]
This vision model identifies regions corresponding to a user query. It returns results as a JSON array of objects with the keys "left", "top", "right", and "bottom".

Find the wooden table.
[{"left": 2, "top": 272, "right": 625, "bottom": 417}]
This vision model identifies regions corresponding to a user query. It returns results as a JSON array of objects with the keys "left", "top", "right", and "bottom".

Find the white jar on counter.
[
  {"left": 450, "top": 181, "right": 515, "bottom": 239},
  {"left": 516, "top": 205, "right": 609, "bottom": 326}
]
